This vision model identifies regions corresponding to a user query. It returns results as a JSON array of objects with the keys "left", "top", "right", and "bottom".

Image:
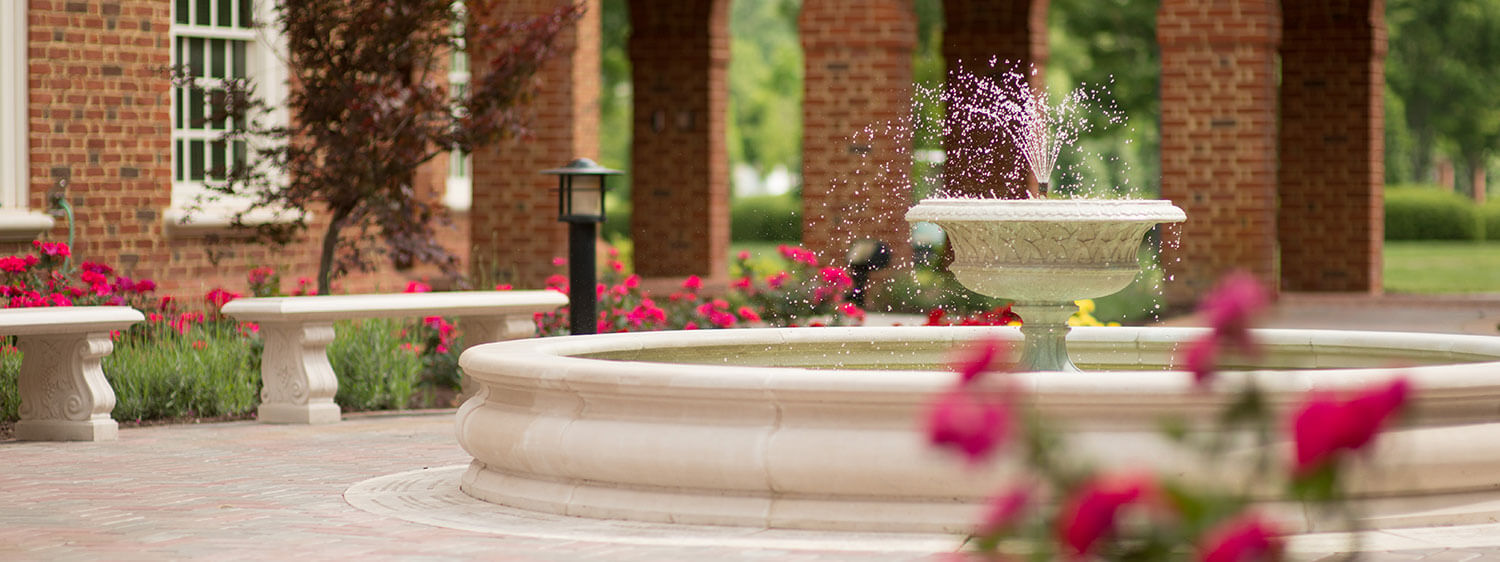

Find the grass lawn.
[{"left": 1385, "top": 241, "right": 1500, "bottom": 294}]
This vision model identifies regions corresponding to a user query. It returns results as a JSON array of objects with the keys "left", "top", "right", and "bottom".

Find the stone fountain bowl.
[
  {"left": 904, "top": 199, "right": 1186, "bottom": 301},
  {"left": 457, "top": 326, "right": 1500, "bottom": 534}
]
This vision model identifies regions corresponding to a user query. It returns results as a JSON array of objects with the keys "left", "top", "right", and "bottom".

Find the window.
[
  {"left": 0, "top": 0, "right": 55, "bottom": 240},
  {"left": 167, "top": 0, "right": 289, "bottom": 233},
  {"left": 444, "top": 5, "right": 472, "bottom": 212}
]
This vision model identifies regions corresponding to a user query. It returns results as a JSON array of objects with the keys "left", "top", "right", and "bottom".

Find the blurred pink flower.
[
  {"left": 404, "top": 281, "right": 432, "bottom": 293},
  {"left": 976, "top": 488, "right": 1031, "bottom": 537},
  {"left": 953, "top": 337, "right": 1006, "bottom": 385},
  {"left": 1057, "top": 474, "right": 1154, "bottom": 558},
  {"left": 1199, "top": 271, "right": 1268, "bottom": 351},
  {"left": 1292, "top": 378, "right": 1410, "bottom": 476},
  {"left": 927, "top": 389, "right": 1010, "bottom": 465},
  {"left": 1198, "top": 512, "right": 1282, "bottom": 562},
  {"left": 682, "top": 275, "right": 703, "bottom": 291},
  {"left": 1183, "top": 334, "right": 1219, "bottom": 386}
]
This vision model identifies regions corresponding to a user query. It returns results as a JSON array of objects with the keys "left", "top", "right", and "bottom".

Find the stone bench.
[
  {"left": 4, "top": 307, "right": 145, "bottom": 441},
  {"left": 221, "top": 291, "right": 566, "bottom": 425}
]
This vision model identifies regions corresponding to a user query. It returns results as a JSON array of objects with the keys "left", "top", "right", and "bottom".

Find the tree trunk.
[
  {"left": 1473, "top": 155, "right": 1489, "bottom": 206},
  {"left": 317, "top": 207, "right": 352, "bottom": 296}
]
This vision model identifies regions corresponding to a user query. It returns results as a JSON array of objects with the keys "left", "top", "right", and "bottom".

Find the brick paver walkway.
[{"left": 5, "top": 410, "right": 1500, "bottom": 561}]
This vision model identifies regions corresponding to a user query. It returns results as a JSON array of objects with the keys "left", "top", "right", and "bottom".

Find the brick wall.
[
  {"left": 12, "top": 0, "right": 471, "bottom": 301},
  {"left": 800, "top": 0, "right": 916, "bottom": 269},
  {"left": 941, "top": 0, "right": 1049, "bottom": 198},
  {"left": 468, "top": 0, "right": 600, "bottom": 288},
  {"left": 627, "top": 0, "right": 729, "bottom": 280},
  {"left": 1277, "top": 0, "right": 1384, "bottom": 293},
  {"left": 1157, "top": 0, "right": 1281, "bottom": 308}
]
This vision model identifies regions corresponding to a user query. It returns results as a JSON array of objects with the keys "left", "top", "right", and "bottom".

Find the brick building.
[{"left": 2, "top": 0, "right": 1385, "bottom": 306}]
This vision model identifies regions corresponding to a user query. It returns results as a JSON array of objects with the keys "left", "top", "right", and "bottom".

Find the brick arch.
[
  {"left": 1158, "top": 0, "right": 1385, "bottom": 306},
  {"left": 1278, "top": 0, "right": 1385, "bottom": 293},
  {"left": 627, "top": 0, "right": 731, "bottom": 279}
]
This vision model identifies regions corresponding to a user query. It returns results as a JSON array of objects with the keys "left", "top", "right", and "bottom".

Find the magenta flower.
[
  {"left": 1182, "top": 334, "right": 1219, "bottom": 386},
  {"left": 819, "top": 267, "right": 854, "bottom": 288},
  {"left": 953, "top": 337, "right": 1006, "bottom": 385},
  {"left": 737, "top": 306, "right": 762, "bottom": 323},
  {"left": 404, "top": 281, "right": 432, "bottom": 293},
  {"left": 927, "top": 389, "right": 1010, "bottom": 464},
  {"left": 32, "top": 240, "right": 70, "bottom": 258},
  {"left": 494, "top": 283, "right": 513, "bottom": 291},
  {"left": 623, "top": 274, "right": 640, "bottom": 290},
  {"left": 551, "top": 257, "right": 568, "bottom": 267},
  {"left": 1198, "top": 512, "right": 1282, "bottom": 562},
  {"left": 1057, "top": 474, "right": 1153, "bottom": 558},
  {"left": 1292, "top": 378, "right": 1411, "bottom": 476},
  {"left": 682, "top": 275, "right": 703, "bottom": 291},
  {"left": 0, "top": 256, "right": 28, "bottom": 273},
  {"left": 1199, "top": 271, "right": 1268, "bottom": 351},
  {"left": 976, "top": 487, "right": 1031, "bottom": 536},
  {"left": 205, "top": 288, "right": 241, "bottom": 308},
  {"left": 80, "top": 261, "right": 113, "bottom": 275}
]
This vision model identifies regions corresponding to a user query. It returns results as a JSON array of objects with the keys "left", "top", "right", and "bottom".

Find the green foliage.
[
  {"left": 1387, "top": 0, "right": 1500, "bottom": 189},
  {"left": 103, "top": 325, "right": 261, "bottom": 423},
  {"left": 0, "top": 347, "right": 21, "bottom": 422},
  {"left": 1484, "top": 201, "right": 1500, "bottom": 241},
  {"left": 327, "top": 319, "right": 425, "bottom": 412},
  {"left": 728, "top": 0, "right": 804, "bottom": 193},
  {"left": 1384, "top": 185, "right": 1483, "bottom": 241},
  {"left": 730, "top": 194, "right": 802, "bottom": 242},
  {"left": 598, "top": 0, "right": 633, "bottom": 193}
]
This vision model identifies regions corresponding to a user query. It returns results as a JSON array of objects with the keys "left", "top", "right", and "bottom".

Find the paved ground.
[{"left": 8, "top": 293, "right": 1500, "bottom": 561}]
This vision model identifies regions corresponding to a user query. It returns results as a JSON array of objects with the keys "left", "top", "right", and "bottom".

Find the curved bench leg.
[
  {"left": 15, "top": 332, "right": 119, "bottom": 441},
  {"left": 256, "top": 322, "right": 341, "bottom": 424}
]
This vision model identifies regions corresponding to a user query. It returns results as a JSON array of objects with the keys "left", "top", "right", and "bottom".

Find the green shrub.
[
  {"left": 104, "top": 325, "right": 261, "bottom": 422},
  {"left": 1483, "top": 201, "right": 1500, "bottom": 241},
  {"left": 601, "top": 193, "right": 631, "bottom": 243},
  {"left": 0, "top": 346, "right": 21, "bottom": 422},
  {"left": 1385, "top": 185, "right": 1483, "bottom": 241},
  {"left": 731, "top": 194, "right": 802, "bottom": 242},
  {"left": 327, "top": 318, "right": 423, "bottom": 412}
]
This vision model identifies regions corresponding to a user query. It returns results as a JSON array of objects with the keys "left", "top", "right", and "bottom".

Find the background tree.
[{"left": 203, "top": 0, "right": 581, "bottom": 294}]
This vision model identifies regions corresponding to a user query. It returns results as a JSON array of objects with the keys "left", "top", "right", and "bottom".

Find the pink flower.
[
  {"left": 766, "top": 271, "right": 789, "bottom": 289},
  {"left": 838, "top": 302, "right": 866, "bottom": 322},
  {"left": 623, "top": 274, "right": 640, "bottom": 290},
  {"left": 1183, "top": 334, "right": 1220, "bottom": 386},
  {"left": 976, "top": 488, "right": 1032, "bottom": 537},
  {"left": 80, "top": 270, "right": 107, "bottom": 286},
  {"left": 819, "top": 267, "right": 854, "bottom": 288},
  {"left": 1057, "top": 474, "right": 1153, "bottom": 558},
  {"left": 731, "top": 276, "right": 752, "bottom": 291},
  {"left": 952, "top": 337, "right": 1006, "bottom": 385},
  {"left": 777, "top": 244, "right": 819, "bottom": 267},
  {"left": 736, "top": 250, "right": 751, "bottom": 261},
  {"left": 1199, "top": 271, "right": 1268, "bottom": 352},
  {"left": 1292, "top": 378, "right": 1411, "bottom": 476},
  {"left": 494, "top": 283, "right": 513, "bottom": 291},
  {"left": 205, "top": 288, "right": 240, "bottom": 308},
  {"left": 80, "top": 261, "right": 113, "bottom": 275},
  {"left": 683, "top": 321, "right": 699, "bottom": 330},
  {"left": 927, "top": 389, "right": 1010, "bottom": 465},
  {"left": 1198, "top": 513, "right": 1282, "bottom": 562},
  {"left": 737, "top": 306, "right": 762, "bottom": 323},
  {"left": 0, "top": 256, "right": 28, "bottom": 273},
  {"left": 32, "top": 240, "right": 70, "bottom": 258},
  {"left": 132, "top": 279, "right": 157, "bottom": 293},
  {"left": 45, "top": 293, "right": 73, "bottom": 307},
  {"left": 609, "top": 260, "right": 625, "bottom": 273},
  {"left": 552, "top": 257, "right": 568, "bottom": 267},
  {"left": 682, "top": 275, "right": 703, "bottom": 291},
  {"left": 404, "top": 281, "right": 431, "bottom": 293}
]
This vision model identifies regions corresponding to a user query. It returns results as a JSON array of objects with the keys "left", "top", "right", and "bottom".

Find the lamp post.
[{"left": 542, "top": 158, "right": 622, "bottom": 335}]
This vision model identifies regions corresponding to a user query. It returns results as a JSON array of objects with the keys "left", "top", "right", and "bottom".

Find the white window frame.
[
  {"left": 0, "top": 0, "right": 56, "bottom": 240},
  {"left": 166, "top": 0, "right": 294, "bottom": 236},
  {"left": 443, "top": 3, "right": 472, "bottom": 212}
]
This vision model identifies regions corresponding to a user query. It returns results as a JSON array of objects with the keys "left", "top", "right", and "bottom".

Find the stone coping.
[
  {"left": 221, "top": 290, "right": 566, "bottom": 322},
  {"left": 0, "top": 306, "right": 144, "bottom": 334}
]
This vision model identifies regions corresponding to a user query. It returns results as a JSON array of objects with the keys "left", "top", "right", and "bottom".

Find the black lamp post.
[{"left": 542, "top": 158, "right": 622, "bottom": 335}]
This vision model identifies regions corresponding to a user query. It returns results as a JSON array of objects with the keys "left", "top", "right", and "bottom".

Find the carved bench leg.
[
  {"left": 15, "top": 332, "right": 119, "bottom": 441},
  {"left": 457, "top": 314, "right": 537, "bottom": 400},
  {"left": 256, "top": 321, "right": 341, "bottom": 424}
]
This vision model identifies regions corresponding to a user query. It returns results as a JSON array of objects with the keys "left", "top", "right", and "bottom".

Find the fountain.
[{"left": 453, "top": 66, "right": 1500, "bottom": 535}]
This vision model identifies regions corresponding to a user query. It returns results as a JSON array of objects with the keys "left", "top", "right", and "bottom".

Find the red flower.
[
  {"left": 404, "top": 281, "right": 432, "bottom": 293},
  {"left": 927, "top": 389, "right": 1010, "bottom": 464},
  {"left": 1198, "top": 513, "right": 1282, "bottom": 562},
  {"left": 819, "top": 267, "right": 854, "bottom": 289},
  {"left": 925, "top": 307, "right": 948, "bottom": 326},
  {"left": 1057, "top": 474, "right": 1153, "bottom": 558},
  {"left": 731, "top": 276, "right": 752, "bottom": 291},
  {"left": 0, "top": 256, "right": 28, "bottom": 273},
  {"left": 132, "top": 279, "right": 157, "bottom": 293},
  {"left": 682, "top": 275, "right": 703, "bottom": 291},
  {"left": 953, "top": 337, "right": 1006, "bottom": 385},
  {"left": 80, "top": 261, "right": 113, "bottom": 274},
  {"left": 623, "top": 274, "right": 640, "bottom": 290},
  {"left": 1292, "top": 378, "right": 1411, "bottom": 476},
  {"left": 766, "top": 271, "right": 789, "bottom": 289},
  {"left": 32, "top": 240, "right": 70, "bottom": 258},
  {"left": 191, "top": 340, "right": 208, "bottom": 350},
  {"left": 736, "top": 250, "right": 751, "bottom": 261},
  {"left": 494, "top": 283, "right": 513, "bottom": 291},
  {"left": 609, "top": 260, "right": 625, "bottom": 273},
  {"left": 737, "top": 306, "right": 762, "bottom": 323},
  {"left": 838, "top": 302, "right": 865, "bottom": 321},
  {"left": 205, "top": 288, "right": 241, "bottom": 308}
]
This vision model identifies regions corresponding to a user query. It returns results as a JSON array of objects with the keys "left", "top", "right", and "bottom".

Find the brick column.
[
  {"left": 1157, "top": 0, "right": 1281, "bottom": 307},
  {"left": 1278, "top": 0, "right": 1385, "bottom": 293},
  {"left": 628, "top": 0, "right": 729, "bottom": 279},
  {"left": 800, "top": 0, "right": 916, "bottom": 265},
  {"left": 941, "top": 0, "right": 1049, "bottom": 198},
  {"left": 469, "top": 0, "right": 601, "bottom": 288}
]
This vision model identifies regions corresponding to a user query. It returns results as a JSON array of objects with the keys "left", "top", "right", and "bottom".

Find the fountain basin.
[{"left": 456, "top": 326, "right": 1500, "bottom": 533}]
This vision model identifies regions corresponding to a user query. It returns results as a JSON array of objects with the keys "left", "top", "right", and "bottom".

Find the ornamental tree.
[{"left": 193, "top": 0, "right": 582, "bottom": 295}]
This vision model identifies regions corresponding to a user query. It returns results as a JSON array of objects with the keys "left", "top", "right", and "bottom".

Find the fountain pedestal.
[{"left": 906, "top": 198, "right": 1185, "bottom": 371}]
